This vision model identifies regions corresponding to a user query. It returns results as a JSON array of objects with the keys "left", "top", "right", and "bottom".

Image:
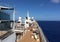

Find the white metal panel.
[
  {"left": 0, "top": 40, "right": 1, "bottom": 42},
  {"left": 1, "top": 32, "right": 16, "bottom": 42}
]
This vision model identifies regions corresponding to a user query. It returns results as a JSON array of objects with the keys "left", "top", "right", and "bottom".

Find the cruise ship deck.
[{"left": 16, "top": 22, "right": 41, "bottom": 42}]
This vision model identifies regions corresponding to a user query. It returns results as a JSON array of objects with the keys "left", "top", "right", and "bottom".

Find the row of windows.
[{"left": 0, "top": 11, "right": 10, "bottom": 20}]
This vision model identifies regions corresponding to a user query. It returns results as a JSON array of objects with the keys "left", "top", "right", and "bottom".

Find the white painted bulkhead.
[{"left": 0, "top": 32, "right": 16, "bottom": 42}]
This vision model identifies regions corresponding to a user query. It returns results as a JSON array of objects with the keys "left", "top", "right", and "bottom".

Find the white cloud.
[{"left": 51, "top": 0, "right": 60, "bottom": 3}]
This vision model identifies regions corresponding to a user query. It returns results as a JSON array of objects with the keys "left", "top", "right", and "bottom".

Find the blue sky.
[{"left": 0, "top": 0, "right": 60, "bottom": 21}]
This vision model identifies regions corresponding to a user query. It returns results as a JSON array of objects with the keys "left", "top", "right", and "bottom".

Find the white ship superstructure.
[
  {"left": 18, "top": 11, "right": 35, "bottom": 28},
  {"left": 0, "top": 6, "right": 16, "bottom": 42}
]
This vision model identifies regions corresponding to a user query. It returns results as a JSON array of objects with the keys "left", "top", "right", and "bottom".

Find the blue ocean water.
[{"left": 37, "top": 21, "right": 60, "bottom": 42}]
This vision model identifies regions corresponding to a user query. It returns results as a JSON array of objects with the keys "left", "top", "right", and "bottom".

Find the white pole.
[{"left": 13, "top": 9, "right": 15, "bottom": 31}]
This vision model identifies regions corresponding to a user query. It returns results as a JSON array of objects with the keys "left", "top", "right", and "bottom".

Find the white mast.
[
  {"left": 27, "top": 10, "right": 29, "bottom": 18},
  {"left": 27, "top": 10, "right": 30, "bottom": 20}
]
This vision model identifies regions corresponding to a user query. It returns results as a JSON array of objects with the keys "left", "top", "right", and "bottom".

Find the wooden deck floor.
[{"left": 17, "top": 30, "right": 40, "bottom": 42}]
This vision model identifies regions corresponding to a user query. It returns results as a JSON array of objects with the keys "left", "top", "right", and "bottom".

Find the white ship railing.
[{"left": 35, "top": 21, "right": 49, "bottom": 42}]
